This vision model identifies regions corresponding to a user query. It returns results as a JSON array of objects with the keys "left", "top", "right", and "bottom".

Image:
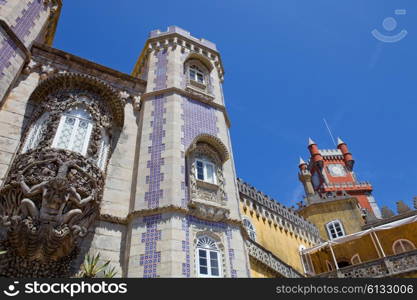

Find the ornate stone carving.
[
  {"left": 188, "top": 143, "right": 227, "bottom": 206},
  {"left": 0, "top": 149, "right": 104, "bottom": 277},
  {"left": 188, "top": 201, "right": 230, "bottom": 222},
  {"left": 0, "top": 73, "right": 119, "bottom": 277},
  {"left": 132, "top": 95, "right": 142, "bottom": 111}
]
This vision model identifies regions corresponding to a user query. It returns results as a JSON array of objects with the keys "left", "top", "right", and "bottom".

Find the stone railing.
[
  {"left": 246, "top": 240, "right": 302, "bottom": 278},
  {"left": 315, "top": 249, "right": 417, "bottom": 278},
  {"left": 322, "top": 181, "right": 372, "bottom": 189}
]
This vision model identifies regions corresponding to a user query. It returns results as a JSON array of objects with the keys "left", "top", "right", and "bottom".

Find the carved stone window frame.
[
  {"left": 193, "top": 231, "right": 226, "bottom": 278},
  {"left": 188, "top": 142, "right": 226, "bottom": 206},
  {"left": 21, "top": 89, "right": 117, "bottom": 172},
  {"left": 184, "top": 57, "right": 214, "bottom": 97}
]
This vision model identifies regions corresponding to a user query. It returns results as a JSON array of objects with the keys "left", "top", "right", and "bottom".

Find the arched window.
[
  {"left": 96, "top": 130, "right": 110, "bottom": 170},
  {"left": 326, "top": 220, "right": 345, "bottom": 240},
  {"left": 196, "top": 235, "right": 222, "bottom": 277},
  {"left": 351, "top": 254, "right": 361, "bottom": 265},
  {"left": 52, "top": 107, "right": 93, "bottom": 156},
  {"left": 22, "top": 113, "right": 49, "bottom": 152},
  {"left": 243, "top": 217, "right": 256, "bottom": 241},
  {"left": 189, "top": 64, "right": 205, "bottom": 84},
  {"left": 392, "top": 239, "right": 415, "bottom": 254},
  {"left": 195, "top": 156, "right": 216, "bottom": 184}
]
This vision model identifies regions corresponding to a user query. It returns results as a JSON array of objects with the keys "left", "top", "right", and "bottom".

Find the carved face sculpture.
[{"left": 46, "top": 178, "right": 70, "bottom": 209}]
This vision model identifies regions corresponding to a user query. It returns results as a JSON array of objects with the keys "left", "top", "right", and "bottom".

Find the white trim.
[
  {"left": 52, "top": 108, "right": 93, "bottom": 156},
  {"left": 326, "top": 219, "right": 345, "bottom": 240},
  {"left": 302, "top": 215, "right": 417, "bottom": 255},
  {"left": 351, "top": 253, "right": 361, "bottom": 265},
  {"left": 392, "top": 239, "right": 416, "bottom": 254},
  {"left": 299, "top": 245, "right": 315, "bottom": 275},
  {"left": 195, "top": 236, "right": 222, "bottom": 278},
  {"left": 195, "top": 158, "right": 217, "bottom": 184}
]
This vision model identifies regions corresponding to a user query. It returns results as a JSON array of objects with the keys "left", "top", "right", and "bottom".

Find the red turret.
[
  {"left": 337, "top": 137, "right": 354, "bottom": 170},
  {"left": 308, "top": 138, "right": 323, "bottom": 168}
]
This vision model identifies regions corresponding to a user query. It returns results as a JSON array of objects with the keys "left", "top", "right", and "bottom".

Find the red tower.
[{"left": 299, "top": 137, "right": 381, "bottom": 219}]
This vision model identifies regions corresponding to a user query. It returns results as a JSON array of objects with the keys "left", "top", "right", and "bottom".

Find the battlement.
[
  {"left": 237, "top": 178, "right": 321, "bottom": 242},
  {"left": 322, "top": 181, "right": 373, "bottom": 191},
  {"left": 318, "top": 149, "right": 343, "bottom": 159},
  {"left": 149, "top": 26, "right": 217, "bottom": 51}
]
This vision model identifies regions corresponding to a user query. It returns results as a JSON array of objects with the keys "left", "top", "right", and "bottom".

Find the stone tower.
[
  {"left": 0, "top": 8, "right": 250, "bottom": 275},
  {"left": 0, "top": 0, "right": 61, "bottom": 102},
  {"left": 124, "top": 26, "right": 250, "bottom": 277}
]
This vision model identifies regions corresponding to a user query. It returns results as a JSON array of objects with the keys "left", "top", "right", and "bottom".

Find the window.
[
  {"left": 393, "top": 239, "right": 415, "bottom": 254},
  {"left": 195, "top": 158, "right": 216, "bottom": 184},
  {"left": 97, "top": 130, "right": 110, "bottom": 170},
  {"left": 22, "top": 113, "right": 49, "bottom": 152},
  {"left": 196, "top": 236, "right": 222, "bottom": 277},
  {"left": 326, "top": 220, "right": 345, "bottom": 240},
  {"left": 52, "top": 108, "right": 93, "bottom": 156},
  {"left": 243, "top": 218, "right": 256, "bottom": 241},
  {"left": 351, "top": 254, "right": 361, "bottom": 265},
  {"left": 189, "top": 64, "right": 205, "bottom": 84}
]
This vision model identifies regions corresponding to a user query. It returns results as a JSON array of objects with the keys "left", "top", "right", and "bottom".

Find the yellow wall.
[
  {"left": 309, "top": 221, "right": 417, "bottom": 275},
  {"left": 249, "top": 257, "right": 281, "bottom": 278},
  {"left": 241, "top": 205, "right": 315, "bottom": 275},
  {"left": 298, "top": 198, "right": 364, "bottom": 240}
]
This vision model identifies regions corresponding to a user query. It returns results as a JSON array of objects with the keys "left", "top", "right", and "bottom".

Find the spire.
[
  {"left": 337, "top": 137, "right": 344, "bottom": 146},
  {"left": 308, "top": 137, "right": 315, "bottom": 146},
  {"left": 299, "top": 157, "right": 306, "bottom": 166}
]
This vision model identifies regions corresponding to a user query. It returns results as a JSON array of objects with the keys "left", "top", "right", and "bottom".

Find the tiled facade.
[{"left": 0, "top": 1, "right": 326, "bottom": 279}]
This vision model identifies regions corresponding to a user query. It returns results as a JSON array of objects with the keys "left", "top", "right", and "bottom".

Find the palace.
[{"left": 0, "top": 1, "right": 416, "bottom": 278}]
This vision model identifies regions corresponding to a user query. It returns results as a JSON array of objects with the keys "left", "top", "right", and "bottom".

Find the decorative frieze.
[
  {"left": 238, "top": 178, "right": 320, "bottom": 243},
  {"left": 246, "top": 240, "right": 302, "bottom": 278}
]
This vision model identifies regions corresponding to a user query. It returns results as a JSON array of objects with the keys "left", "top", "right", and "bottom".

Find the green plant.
[
  {"left": 103, "top": 266, "right": 118, "bottom": 278},
  {"left": 78, "top": 253, "right": 117, "bottom": 278},
  {"left": 0, "top": 250, "right": 6, "bottom": 255}
]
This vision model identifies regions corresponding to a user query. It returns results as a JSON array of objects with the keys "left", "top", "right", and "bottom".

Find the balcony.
[{"left": 315, "top": 249, "right": 417, "bottom": 278}]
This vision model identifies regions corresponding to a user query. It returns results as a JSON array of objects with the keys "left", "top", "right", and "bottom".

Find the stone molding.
[
  {"left": 28, "top": 72, "right": 126, "bottom": 127},
  {"left": 246, "top": 240, "right": 303, "bottom": 278},
  {"left": 133, "top": 33, "right": 225, "bottom": 82}
]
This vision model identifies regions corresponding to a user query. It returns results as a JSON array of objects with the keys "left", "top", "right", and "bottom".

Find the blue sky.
[{"left": 54, "top": 0, "right": 417, "bottom": 211}]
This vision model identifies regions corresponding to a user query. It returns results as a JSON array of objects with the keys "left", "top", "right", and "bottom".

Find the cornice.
[
  {"left": 32, "top": 43, "right": 147, "bottom": 89},
  {"left": 132, "top": 33, "right": 225, "bottom": 83},
  {"left": 99, "top": 205, "right": 243, "bottom": 227}
]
